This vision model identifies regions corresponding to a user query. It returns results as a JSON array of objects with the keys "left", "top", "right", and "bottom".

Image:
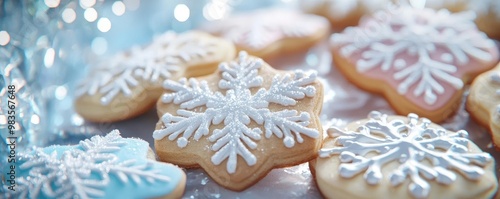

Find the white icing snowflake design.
[
  {"left": 331, "top": 7, "right": 495, "bottom": 105},
  {"left": 76, "top": 31, "right": 215, "bottom": 105},
  {"left": 319, "top": 111, "right": 492, "bottom": 198},
  {"left": 204, "top": 9, "right": 327, "bottom": 50},
  {"left": 9, "top": 131, "right": 170, "bottom": 199},
  {"left": 153, "top": 51, "right": 319, "bottom": 174}
]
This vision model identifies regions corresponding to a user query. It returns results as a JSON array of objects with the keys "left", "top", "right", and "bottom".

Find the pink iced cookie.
[
  {"left": 330, "top": 6, "right": 499, "bottom": 122},
  {"left": 200, "top": 8, "right": 330, "bottom": 59}
]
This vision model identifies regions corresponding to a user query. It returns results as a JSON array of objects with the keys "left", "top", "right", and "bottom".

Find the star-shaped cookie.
[{"left": 153, "top": 51, "right": 323, "bottom": 190}]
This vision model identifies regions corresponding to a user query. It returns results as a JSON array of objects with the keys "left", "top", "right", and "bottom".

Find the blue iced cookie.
[{"left": 3, "top": 130, "right": 186, "bottom": 199}]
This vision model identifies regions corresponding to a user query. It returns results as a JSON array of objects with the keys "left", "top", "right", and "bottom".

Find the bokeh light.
[
  {"left": 44, "top": 0, "right": 60, "bottom": 8},
  {"left": 174, "top": 4, "right": 190, "bottom": 22},
  {"left": 112, "top": 1, "right": 126, "bottom": 16},
  {"left": 97, "top": 18, "right": 111, "bottom": 32},
  {"left": 44, "top": 48, "right": 55, "bottom": 68},
  {"left": 55, "top": 85, "right": 67, "bottom": 100},
  {"left": 91, "top": 37, "right": 108, "bottom": 55},
  {"left": 0, "top": 31, "right": 10, "bottom": 46},
  {"left": 123, "top": 0, "right": 140, "bottom": 11},
  {"left": 80, "top": 0, "right": 96, "bottom": 8},
  {"left": 62, "top": 8, "right": 76, "bottom": 23},
  {"left": 84, "top": 8, "right": 98, "bottom": 22}
]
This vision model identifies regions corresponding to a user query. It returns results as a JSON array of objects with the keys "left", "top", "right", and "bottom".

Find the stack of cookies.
[{"left": 14, "top": 2, "right": 500, "bottom": 199}]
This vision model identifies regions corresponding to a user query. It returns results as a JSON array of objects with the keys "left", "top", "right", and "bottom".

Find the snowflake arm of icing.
[
  {"left": 11, "top": 131, "right": 171, "bottom": 199},
  {"left": 153, "top": 51, "right": 319, "bottom": 174},
  {"left": 319, "top": 111, "right": 492, "bottom": 198},
  {"left": 76, "top": 31, "right": 219, "bottom": 106}
]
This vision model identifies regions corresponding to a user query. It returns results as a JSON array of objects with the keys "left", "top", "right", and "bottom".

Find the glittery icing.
[
  {"left": 331, "top": 6, "right": 497, "bottom": 107},
  {"left": 153, "top": 51, "right": 319, "bottom": 174},
  {"left": 319, "top": 111, "right": 492, "bottom": 199},
  {"left": 76, "top": 31, "right": 216, "bottom": 105},
  {"left": 5, "top": 130, "right": 184, "bottom": 199}
]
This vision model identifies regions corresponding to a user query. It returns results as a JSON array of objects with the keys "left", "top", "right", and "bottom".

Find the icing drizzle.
[
  {"left": 203, "top": 9, "right": 328, "bottom": 50},
  {"left": 5, "top": 130, "right": 175, "bottom": 199},
  {"left": 76, "top": 31, "right": 216, "bottom": 105},
  {"left": 319, "top": 111, "right": 492, "bottom": 198},
  {"left": 331, "top": 7, "right": 496, "bottom": 105},
  {"left": 153, "top": 51, "right": 319, "bottom": 174}
]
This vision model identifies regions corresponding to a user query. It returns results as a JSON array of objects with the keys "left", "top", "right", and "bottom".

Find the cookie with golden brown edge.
[
  {"left": 200, "top": 8, "right": 329, "bottom": 59},
  {"left": 467, "top": 63, "right": 500, "bottom": 147},
  {"left": 311, "top": 111, "right": 497, "bottom": 199},
  {"left": 75, "top": 31, "right": 235, "bottom": 122},
  {"left": 153, "top": 51, "right": 323, "bottom": 191},
  {"left": 330, "top": 6, "right": 499, "bottom": 123}
]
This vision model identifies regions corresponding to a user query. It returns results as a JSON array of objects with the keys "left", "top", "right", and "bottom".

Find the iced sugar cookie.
[
  {"left": 3, "top": 130, "right": 186, "bottom": 199},
  {"left": 75, "top": 31, "right": 235, "bottom": 122},
  {"left": 200, "top": 9, "right": 329, "bottom": 59},
  {"left": 330, "top": 6, "right": 499, "bottom": 123},
  {"left": 299, "top": 0, "right": 390, "bottom": 29},
  {"left": 311, "top": 111, "right": 497, "bottom": 199},
  {"left": 467, "top": 63, "right": 500, "bottom": 147},
  {"left": 153, "top": 51, "right": 323, "bottom": 191}
]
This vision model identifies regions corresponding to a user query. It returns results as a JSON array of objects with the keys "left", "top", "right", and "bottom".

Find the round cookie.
[
  {"left": 467, "top": 63, "right": 500, "bottom": 147},
  {"left": 75, "top": 31, "right": 235, "bottom": 122},
  {"left": 3, "top": 130, "right": 186, "bottom": 199},
  {"left": 153, "top": 51, "right": 324, "bottom": 191},
  {"left": 200, "top": 8, "right": 330, "bottom": 59},
  {"left": 330, "top": 6, "right": 499, "bottom": 123},
  {"left": 311, "top": 111, "right": 498, "bottom": 199}
]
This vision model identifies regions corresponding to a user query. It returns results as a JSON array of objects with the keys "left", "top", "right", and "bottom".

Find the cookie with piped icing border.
[
  {"left": 200, "top": 8, "right": 329, "bottom": 59},
  {"left": 310, "top": 111, "right": 497, "bottom": 199},
  {"left": 467, "top": 63, "right": 500, "bottom": 147},
  {"left": 3, "top": 130, "right": 186, "bottom": 199},
  {"left": 330, "top": 6, "right": 499, "bottom": 123},
  {"left": 299, "top": 0, "right": 391, "bottom": 30},
  {"left": 75, "top": 31, "right": 235, "bottom": 122},
  {"left": 153, "top": 51, "right": 323, "bottom": 191}
]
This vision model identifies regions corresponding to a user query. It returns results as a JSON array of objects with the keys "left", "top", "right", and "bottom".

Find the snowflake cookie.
[
  {"left": 153, "top": 51, "right": 324, "bottom": 191},
  {"left": 311, "top": 111, "right": 497, "bottom": 199},
  {"left": 200, "top": 9, "right": 329, "bottom": 59},
  {"left": 467, "top": 63, "right": 500, "bottom": 147},
  {"left": 330, "top": 6, "right": 499, "bottom": 123},
  {"left": 75, "top": 31, "right": 235, "bottom": 122},
  {"left": 2, "top": 130, "right": 186, "bottom": 199}
]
